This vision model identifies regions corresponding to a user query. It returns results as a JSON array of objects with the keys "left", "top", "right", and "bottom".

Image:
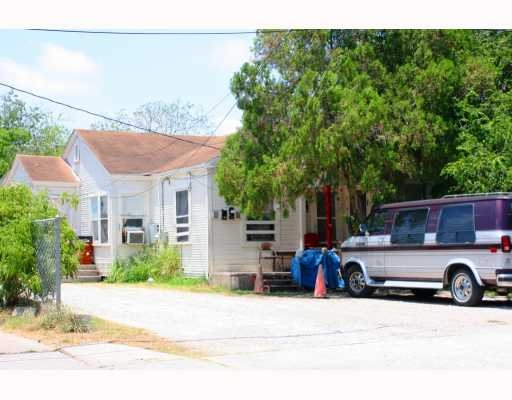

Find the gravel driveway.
[{"left": 62, "top": 283, "right": 512, "bottom": 369}]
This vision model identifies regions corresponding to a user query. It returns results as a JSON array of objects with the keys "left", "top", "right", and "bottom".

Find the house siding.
[
  {"left": 208, "top": 168, "right": 301, "bottom": 274},
  {"left": 11, "top": 163, "right": 33, "bottom": 188},
  {"left": 161, "top": 169, "right": 209, "bottom": 277},
  {"left": 63, "top": 135, "right": 114, "bottom": 275}
]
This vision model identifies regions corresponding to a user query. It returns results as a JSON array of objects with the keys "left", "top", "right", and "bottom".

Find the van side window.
[
  {"left": 366, "top": 210, "right": 387, "bottom": 235},
  {"left": 436, "top": 204, "right": 475, "bottom": 244},
  {"left": 390, "top": 208, "right": 428, "bottom": 245}
]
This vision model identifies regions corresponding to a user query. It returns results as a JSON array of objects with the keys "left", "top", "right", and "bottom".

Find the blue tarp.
[{"left": 290, "top": 249, "right": 343, "bottom": 290}]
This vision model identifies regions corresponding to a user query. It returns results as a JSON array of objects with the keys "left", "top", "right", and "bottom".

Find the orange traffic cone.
[
  {"left": 314, "top": 264, "right": 327, "bottom": 298},
  {"left": 254, "top": 265, "right": 264, "bottom": 294}
]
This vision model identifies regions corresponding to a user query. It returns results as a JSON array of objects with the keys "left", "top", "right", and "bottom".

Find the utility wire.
[
  {"left": 26, "top": 29, "right": 288, "bottom": 36},
  {"left": 0, "top": 82, "right": 222, "bottom": 151},
  {"left": 210, "top": 102, "right": 237, "bottom": 135},
  {"left": 205, "top": 92, "right": 231, "bottom": 116}
]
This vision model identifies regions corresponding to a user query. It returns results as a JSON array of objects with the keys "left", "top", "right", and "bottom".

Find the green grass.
[
  {"left": 103, "top": 276, "right": 252, "bottom": 296},
  {"left": 0, "top": 307, "right": 206, "bottom": 357}
]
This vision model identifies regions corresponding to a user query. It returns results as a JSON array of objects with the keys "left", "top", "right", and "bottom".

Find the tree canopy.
[
  {"left": 216, "top": 30, "right": 512, "bottom": 220},
  {"left": 91, "top": 100, "right": 212, "bottom": 134},
  {"left": 0, "top": 185, "right": 80, "bottom": 306}
]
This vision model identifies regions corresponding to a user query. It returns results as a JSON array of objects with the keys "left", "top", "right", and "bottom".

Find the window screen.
[
  {"left": 437, "top": 204, "right": 475, "bottom": 244},
  {"left": 175, "top": 190, "right": 189, "bottom": 242},
  {"left": 390, "top": 208, "right": 428, "bottom": 245}
]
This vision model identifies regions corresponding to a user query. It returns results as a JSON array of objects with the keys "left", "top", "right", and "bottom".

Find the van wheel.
[
  {"left": 450, "top": 268, "right": 484, "bottom": 307},
  {"left": 345, "top": 265, "right": 374, "bottom": 297},
  {"left": 411, "top": 289, "right": 438, "bottom": 299}
]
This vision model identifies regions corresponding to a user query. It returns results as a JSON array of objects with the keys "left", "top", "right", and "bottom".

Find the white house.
[
  {"left": 1, "top": 154, "right": 80, "bottom": 229},
  {"left": 3, "top": 129, "right": 357, "bottom": 288}
]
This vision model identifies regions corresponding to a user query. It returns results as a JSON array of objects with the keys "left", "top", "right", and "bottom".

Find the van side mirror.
[{"left": 359, "top": 223, "right": 368, "bottom": 235}]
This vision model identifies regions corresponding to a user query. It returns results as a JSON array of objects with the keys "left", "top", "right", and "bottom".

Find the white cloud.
[
  {"left": 39, "top": 43, "right": 98, "bottom": 75},
  {"left": 210, "top": 39, "right": 253, "bottom": 72},
  {"left": 0, "top": 43, "right": 99, "bottom": 96}
]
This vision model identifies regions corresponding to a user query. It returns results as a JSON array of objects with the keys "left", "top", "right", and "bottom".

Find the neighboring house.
[
  {"left": 2, "top": 130, "right": 360, "bottom": 288},
  {"left": 1, "top": 154, "right": 80, "bottom": 229}
]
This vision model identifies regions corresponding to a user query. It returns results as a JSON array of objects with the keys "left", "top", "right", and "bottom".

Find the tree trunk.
[{"left": 323, "top": 185, "right": 333, "bottom": 249}]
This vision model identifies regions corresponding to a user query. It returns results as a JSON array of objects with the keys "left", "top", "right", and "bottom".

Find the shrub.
[
  {"left": 0, "top": 185, "right": 81, "bottom": 306},
  {"left": 39, "top": 307, "right": 90, "bottom": 333},
  {"left": 107, "top": 245, "right": 181, "bottom": 283},
  {"left": 6, "top": 305, "right": 90, "bottom": 333}
]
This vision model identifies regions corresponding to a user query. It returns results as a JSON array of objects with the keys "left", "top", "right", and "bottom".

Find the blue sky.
[{"left": 0, "top": 30, "right": 256, "bottom": 135}]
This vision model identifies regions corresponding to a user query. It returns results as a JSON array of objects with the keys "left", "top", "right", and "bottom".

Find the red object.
[
  {"left": 490, "top": 246, "right": 498, "bottom": 253},
  {"left": 254, "top": 267, "right": 264, "bottom": 294},
  {"left": 78, "top": 236, "right": 94, "bottom": 265},
  {"left": 313, "top": 264, "right": 327, "bottom": 298},
  {"left": 304, "top": 233, "right": 320, "bottom": 249},
  {"left": 80, "top": 242, "right": 94, "bottom": 264},
  {"left": 502, "top": 235, "right": 511, "bottom": 252},
  {"left": 323, "top": 185, "right": 333, "bottom": 249}
]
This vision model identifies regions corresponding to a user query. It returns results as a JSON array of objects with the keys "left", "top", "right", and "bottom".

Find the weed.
[{"left": 107, "top": 245, "right": 181, "bottom": 283}]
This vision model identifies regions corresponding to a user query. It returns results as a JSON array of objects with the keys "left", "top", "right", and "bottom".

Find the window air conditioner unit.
[{"left": 127, "top": 229, "right": 145, "bottom": 244}]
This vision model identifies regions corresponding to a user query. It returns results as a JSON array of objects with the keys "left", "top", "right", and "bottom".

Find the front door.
[{"left": 316, "top": 191, "right": 336, "bottom": 245}]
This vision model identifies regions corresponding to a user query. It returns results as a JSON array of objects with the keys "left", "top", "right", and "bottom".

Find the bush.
[
  {"left": 107, "top": 245, "right": 182, "bottom": 283},
  {"left": 0, "top": 185, "right": 81, "bottom": 306},
  {"left": 5, "top": 305, "right": 90, "bottom": 333},
  {"left": 39, "top": 306, "right": 90, "bottom": 333}
]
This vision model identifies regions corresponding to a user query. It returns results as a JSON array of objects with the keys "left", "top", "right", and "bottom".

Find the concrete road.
[
  {"left": 62, "top": 284, "right": 512, "bottom": 369},
  {"left": 0, "top": 331, "right": 218, "bottom": 369}
]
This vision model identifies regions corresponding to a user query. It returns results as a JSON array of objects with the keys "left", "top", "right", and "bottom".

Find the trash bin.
[{"left": 78, "top": 236, "right": 94, "bottom": 265}]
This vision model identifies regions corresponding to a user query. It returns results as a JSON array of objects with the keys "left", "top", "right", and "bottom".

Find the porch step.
[
  {"left": 260, "top": 271, "right": 301, "bottom": 293},
  {"left": 65, "top": 264, "right": 102, "bottom": 282},
  {"left": 262, "top": 272, "right": 291, "bottom": 279},
  {"left": 264, "top": 284, "right": 301, "bottom": 292},
  {"left": 72, "top": 275, "right": 102, "bottom": 283}
]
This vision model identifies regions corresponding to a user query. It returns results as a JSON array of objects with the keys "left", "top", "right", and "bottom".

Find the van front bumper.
[{"left": 496, "top": 274, "right": 512, "bottom": 287}]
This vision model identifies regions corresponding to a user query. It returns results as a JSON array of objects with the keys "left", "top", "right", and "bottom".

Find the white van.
[{"left": 341, "top": 193, "right": 512, "bottom": 306}]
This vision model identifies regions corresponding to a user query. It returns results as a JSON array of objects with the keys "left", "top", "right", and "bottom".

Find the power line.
[
  {"left": 205, "top": 92, "right": 231, "bottom": 116},
  {"left": 0, "top": 82, "right": 222, "bottom": 151},
  {"left": 26, "top": 29, "right": 288, "bottom": 36},
  {"left": 210, "top": 102, "right": 237, "bottom": 135}
]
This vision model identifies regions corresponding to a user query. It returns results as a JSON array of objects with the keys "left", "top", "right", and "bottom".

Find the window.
[
  {"left": 176, "top": 190, "right": 189, "bottom": 243},
  {"left": 316, "top": 191, "right": 336, "bottom": 244},
  {"left": 74, "top": 144, "right": 79, "bottom": 162},
  {"left": 437, "top": 204, "right": 475, "bottom": 244},
  {"left": 245, "top": 204, "right": 276, "bottom": 242},
  {"left": 366, "top": 210, "right": 388, "bottom": 235},
  {"left": 122, "top": 218, "right": 144, "bottom": 244},
  {"left": 120, "top": 194, "right": 146, "bottom": 243},
  {"left": 90, "top": 195, "right": 108, "bottom": 243},
  {"left": 390, "top": 208, "right": 428, "bottom": 245},
  {"left": 122, "top": 194, "right": 145, "bottom": 216}
]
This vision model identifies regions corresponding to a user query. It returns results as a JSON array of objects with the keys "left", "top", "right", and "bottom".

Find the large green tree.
[
  {"left": 216, "top": 30, "right": 512, "bottom": 223},
  {"left": 0, "top": 91, "right": 69, "bottom": 177}
]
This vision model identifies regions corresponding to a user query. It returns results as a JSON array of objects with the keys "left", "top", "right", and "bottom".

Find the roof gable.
[
  {"left": 74, "top": 129, "right": 227, "bottom": 175},
  {"left": 16, "top": 155, "right": 78, "bottom": 184}
]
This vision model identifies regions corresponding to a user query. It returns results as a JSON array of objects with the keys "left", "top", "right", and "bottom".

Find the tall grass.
[{"left": 107, "top": 245, "right": 182, "bottom": 283}]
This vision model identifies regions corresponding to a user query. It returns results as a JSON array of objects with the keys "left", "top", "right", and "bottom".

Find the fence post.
[{"left": 54, "top": 216, "right": 61, "bottom": 309}]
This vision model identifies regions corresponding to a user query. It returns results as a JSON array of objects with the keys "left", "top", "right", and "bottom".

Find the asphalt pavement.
[{"left": 61, "top": 283, "right": 512, "bottom": 369}]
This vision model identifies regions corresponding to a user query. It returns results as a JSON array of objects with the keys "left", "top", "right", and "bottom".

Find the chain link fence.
[{"left": 33, "top": 217, "right": 61, "bottom": 306}]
